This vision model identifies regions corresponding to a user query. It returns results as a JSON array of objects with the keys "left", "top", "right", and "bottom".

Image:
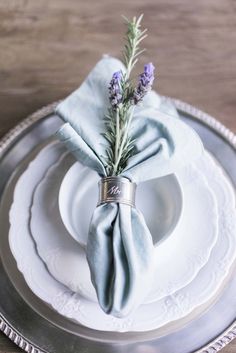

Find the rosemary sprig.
[
  {"left": 123, "top": 14, "right": 147, "bottom": 80},
  {"left": 103, "top": 15, "right": 155, "bottom": 176}
]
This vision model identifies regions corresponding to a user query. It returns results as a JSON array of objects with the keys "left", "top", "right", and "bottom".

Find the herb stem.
[
  {"left": 114, "top": 109, "right": 120, "bottom": 173},
  {"left": 125, "top": 39, "right": 136, "bottom": 80},
  {"left": 113, "top": 106, "right": 134, "bottom": 175}
]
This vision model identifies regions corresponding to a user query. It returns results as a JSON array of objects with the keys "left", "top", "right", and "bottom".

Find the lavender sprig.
[
  {"left": 108, "top": 71, "right": 123, "bottom": 109},
  {"left": 104, "top": 15, "right": 155, "bottom": 176},
  {"left": 132, "top": 63, "right": 155, "bottom": 104}
]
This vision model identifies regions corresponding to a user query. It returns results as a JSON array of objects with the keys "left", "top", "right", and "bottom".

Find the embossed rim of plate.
[{"left": 0, "top": 97, "right": 235, "bottom": 353}]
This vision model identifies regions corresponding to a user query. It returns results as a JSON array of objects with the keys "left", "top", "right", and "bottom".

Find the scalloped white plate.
[
  {"left": 30, "top": 150, "right": 218, "bottom": 303},
  {"left": 8, "top": 141, "right": 236, "bottom": 332}
]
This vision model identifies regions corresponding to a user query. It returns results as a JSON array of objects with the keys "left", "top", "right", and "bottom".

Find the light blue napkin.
[{"left": 55, "top": 56, "right": 203, "bottom": 318}]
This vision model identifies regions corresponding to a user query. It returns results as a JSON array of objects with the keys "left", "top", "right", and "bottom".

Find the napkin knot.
[{"left": 98, "top": 177, "right": 136, "bottom": 207}]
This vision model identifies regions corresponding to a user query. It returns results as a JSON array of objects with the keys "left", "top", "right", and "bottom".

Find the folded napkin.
[{"left": 55, "top": 56, "right": 203, "bottom": 317}]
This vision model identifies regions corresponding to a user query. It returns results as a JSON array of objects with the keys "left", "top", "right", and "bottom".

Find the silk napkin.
[{"left": 55, "top": 56, "right": 203, "bottom": 318}]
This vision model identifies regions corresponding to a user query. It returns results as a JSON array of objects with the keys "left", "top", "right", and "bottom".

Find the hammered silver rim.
[
  {"left": 165, "top": 97, "right": 236, "bottom": 148},
  {"left": 0, "top": 315, "right": 44, "bottom": 353},
  {"left": 0, "top": 98, "right": 235, "bottom": 353},
  {"left": 0, "top": 102, "right": 59, "bottom": 156}
]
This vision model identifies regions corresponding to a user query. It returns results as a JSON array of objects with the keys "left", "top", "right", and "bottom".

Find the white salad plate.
[
  {"left": 8, "top": 140, "right": 236, "bottom": 332},
  {"left": 59, "top": 162, "right": 183, "bottom": 248},
  {"left": 30, "top": 147, "right": 218, "bottom": 303}
]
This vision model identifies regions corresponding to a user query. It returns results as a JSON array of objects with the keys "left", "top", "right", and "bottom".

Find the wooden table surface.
[{"left": 0, "top": 0, "right": 235, "bottom": 352}]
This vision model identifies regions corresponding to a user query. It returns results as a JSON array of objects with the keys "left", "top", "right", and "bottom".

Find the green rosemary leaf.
[
  {"left": 136, "top": 14, "right": 144, "bottom": 26},
  {"left": 133, "top": 48, "right": 146, "bottom": 59}
]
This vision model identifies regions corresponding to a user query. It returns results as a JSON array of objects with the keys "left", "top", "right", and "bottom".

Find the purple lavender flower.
[
  {"left": 133, "top": 63, "right": 155, "bottom": 104},
  {"left": 108, "top": 70, "right": 123, "bottom": 109}
]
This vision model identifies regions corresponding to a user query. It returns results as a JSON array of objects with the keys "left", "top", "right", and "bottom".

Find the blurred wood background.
[{"left": 0, "top": 0, "right": 235, "bottom": 352}]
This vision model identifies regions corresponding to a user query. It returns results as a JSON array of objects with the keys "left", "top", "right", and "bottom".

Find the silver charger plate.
[{"left": 0, "top": 97, "right": 235, "bottom": 353}]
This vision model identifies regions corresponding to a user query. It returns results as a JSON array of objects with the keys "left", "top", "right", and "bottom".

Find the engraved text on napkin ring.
[{"left": 98, "top": 177, "right": 136, "bottom": 207}]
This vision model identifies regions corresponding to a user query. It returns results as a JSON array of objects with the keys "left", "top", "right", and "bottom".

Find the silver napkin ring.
[{"left": 98, "top": 177, "right": 136, "bottom": 207}]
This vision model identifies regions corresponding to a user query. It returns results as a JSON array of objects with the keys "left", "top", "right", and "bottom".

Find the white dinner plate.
[{"left": 9, "top": 142, "right": 236, "bottom": 332}]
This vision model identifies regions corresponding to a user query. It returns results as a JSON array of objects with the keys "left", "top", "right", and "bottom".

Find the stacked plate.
[{"left": 8, "top": 136, "right": 236, "bottom": 332}]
